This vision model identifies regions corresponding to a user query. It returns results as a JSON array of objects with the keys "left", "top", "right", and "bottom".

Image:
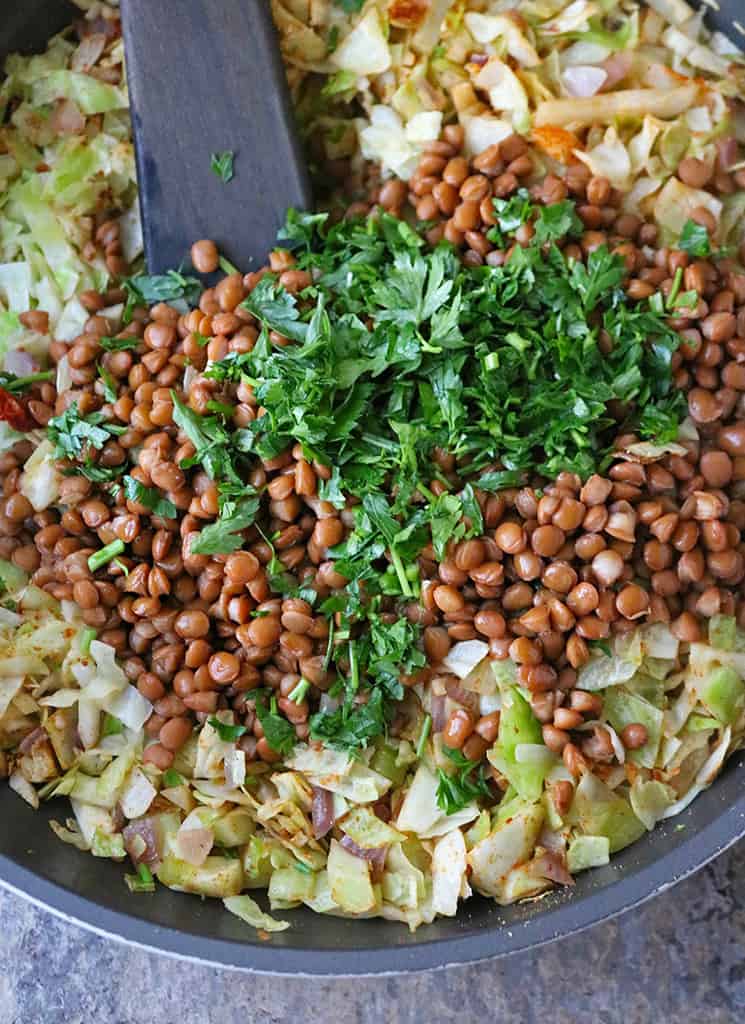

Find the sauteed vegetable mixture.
[{"left": 1, "top": 0, "right": 745, "bottom": 932}]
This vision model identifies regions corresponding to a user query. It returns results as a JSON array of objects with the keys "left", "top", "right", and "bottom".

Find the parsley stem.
[
  {"left": 389, "top": 548, "right": 412, "bottom": 597},
  {"left": 416, "top": 713, "right": 432, "bottom": 758},
  {"left": 88, "top": 539, "right": 125, "bottom": 572},
  {"left": 416, "top": 480, "right": 437, "bottom": 502},
  {"left": 323, "top": 618, "right": 335, "bottom": 671},
  {"left": 288, "top": 678, "right": 310, "bottom": 703},
  {"left": 348, "top": 639, "right": 359, "bottom": 695},
  {"left": 1, "top": 370, "right": 54, "bottom": 393},
  {"left": 219, "top": 255, "right": 240, "bottom": 275},
  {"left": 79, "top": 626, "right": 96, "bottom": 655},
  {"left": 667, "top": 266, "right": 683, "bottom": 309}
]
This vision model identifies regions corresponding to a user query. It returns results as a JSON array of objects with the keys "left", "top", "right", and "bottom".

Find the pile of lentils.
[{"left": 1, "top": 126, "right": 744, "bottom": 796}]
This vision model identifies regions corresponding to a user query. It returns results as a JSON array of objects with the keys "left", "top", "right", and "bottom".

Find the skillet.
[{"left": 1, "top": 0, "right": 744, "bottom": 975}]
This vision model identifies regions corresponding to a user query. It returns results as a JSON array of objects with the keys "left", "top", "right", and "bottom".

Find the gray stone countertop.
[{"left": 2, "top": 839, "right": 744, "bottom": 1024}]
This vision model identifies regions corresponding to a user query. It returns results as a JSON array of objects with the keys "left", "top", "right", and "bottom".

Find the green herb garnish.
[
  {"left": 211, "top": 150, "right": 235, "bottom": 184},
  {"left": 0, "top": 370, "right": 54, "bottom": 394},
  {"left": 122, "top": 270, "right": 202, "bottom": 323},
  {"left": 88, "top": 539, "right": 125, "bottom": 572},
  {"left": 678, "top": 219, "right": 711, "bottom": 259},
  {"left": 99, "top": 335, "right": 139, "bottom": 352},
  {"left": 208, "top": 717, "right": 248, "bottom": 742},
  {"left": 122, "top": 475, "right": 177, "bottom": 518},
  {"left": 436, "top": 747, "right": 491, "bottom": 815}
]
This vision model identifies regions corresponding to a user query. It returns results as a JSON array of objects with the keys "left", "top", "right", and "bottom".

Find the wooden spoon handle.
[{"left": 121, "top": 0, "right": 311, "bottom": 273}]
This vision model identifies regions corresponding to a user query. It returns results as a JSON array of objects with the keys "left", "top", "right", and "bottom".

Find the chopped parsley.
[
  {"left": 436, "top": 747, "right": 492, "bottom": 815},
  {"left": 99, "top": 335, "right": 139, "bottom": 352},
  {"left": 190, "top": 490, "right": 260, "bottom": 555},
  {"left": 47, "top": 402, "right": 125, "bottom": 461},
  {"left": 122, "top": 475, "right": 177, "bottom": 518},
  {"left": 98, "top": 363, "right": 118, "bottom": 404},
  {"left": 0, "top": 370, "right": 54, "bottom": 394},
  {"left": 255, "top": 696, "right": 297, "bottom": 756},
  {"left": 210, "top": 150, "right": 235, "bottom": 184},
  {"left": 677, "top": 219, "right": 711, "bottom": 259},
  {"left": 122, "top": 270, "right": 202, "bottom": 323},
  {"left": 208, "top": 717, "right": 248, "bottom": 742}
]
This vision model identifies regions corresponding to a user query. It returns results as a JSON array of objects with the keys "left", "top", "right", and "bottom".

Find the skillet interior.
[{"left": 1, "top": 0, "right": 744, "bottom": 974}]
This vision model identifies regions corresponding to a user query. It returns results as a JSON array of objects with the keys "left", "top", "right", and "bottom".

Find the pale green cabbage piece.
[
  {"left": 0, "top": 25, "right": 137, "bottom": 337},
  {"left": 223, "top": 893, "right": 290, "bottom": 931},
  {"left": 468, "top": 802, "right": 545, "bottom": 900},
  {"left": 567, "top": 835, "right": 610, "bottom": 872},
  {"left": 327, "top": 838, "right": 377, "bottom": 914}
]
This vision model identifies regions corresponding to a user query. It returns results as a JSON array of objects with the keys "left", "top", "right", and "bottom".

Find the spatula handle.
[{"left": 121, "top": 0, "right": 312, "bottom": 273}]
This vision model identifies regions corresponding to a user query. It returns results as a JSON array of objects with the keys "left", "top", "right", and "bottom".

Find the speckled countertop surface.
[{"left": 2, "top": 839, "right": 744, "bottom": 1024}]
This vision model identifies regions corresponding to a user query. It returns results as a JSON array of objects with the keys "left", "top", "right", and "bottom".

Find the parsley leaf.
[
  {"left": 47, "top": 403, "right": 123, "bottom": 461},
  {"left": 241, "top": 276, "right": 309, "bottom": 342},
  {"left": 170, "top": 392, "right": 242, "bottom": 484},
  {"left": 98, "top": 363, "right": 118, "bottom": 404},
  {"left": 99, "top": 336, "right": 139, "bottom": 352},
  {"left": 208, "top": 717, "right": 248, "bottom": 742},
  {"left": 122, "top": 270, "right": 202, "bottom": 322},
  {"left": 678, "top": 219, "right": 711, "bottom": 259},
  {"left": 210, "top": 150, "right": 235, "bottom": 183},
  {"left": 122, "top": 475, "right": 177, "bottom": 518},
  {"left": 190, "top": 492, "right": 260, "bottom": 555},
  {"left": 309, "top": 687, "right": 388, "bottom": 751},
  {"left": 533, "top": 200, "right": 583, "bottom": 246},
  {"left": 332, "top": 0, "right": 364, "bottom": 11},
  {"left": 436, "top": 747, "right": 491, "bottom": 814},
  {"left": 317, "top": 465, "right": 346, "bottom": 508},
  {"left": 255, "top": 697, "right": 297, "bottom": 756}
]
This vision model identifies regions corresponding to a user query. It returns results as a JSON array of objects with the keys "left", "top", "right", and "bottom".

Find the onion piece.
[
  {"left": 530, "top": 851, "right": 575, "bottom": 887},
  {"left": 312, "top": 785, "right": 334, "bottom": 839},
  {"left": 443, "top": 640, "right": 488, "bottom": 680},
  {"left": 600, "top": 51, "right": 633, "bottom": 90},
  {"left": 224, "top": 748, "right": 246, "bottom": 789},
  {"left": 71, "top": 33, "right": 107, "bottom": 71},
  {"left": 562, "top": 66, "right": 607, "bottom": 98},
  {"left": 339, "top": 835, "right": 387, "bottom": 881},
  {"left": 431, "top": 694, "right": 447, "bottom": 733},
  {"left": 515, "top": 743, "right": 557, "bottom": 767},
  {"left": 50, "top": 99, "right": 86, "bottom": 136},
  {"left": 9, "top": 770, "right": 39, "bottom": 809},
  {"left": 175, "top": 825, "right": 213, "bottom": 867},
  {"left": 18, "top": 726, "right": 46, "bottom": 755},
  {"left": 119, "top": 767, "right": 157, "bottom": 819},
  {"left": 122, "top": 817, "right": 160, "bottom": 867},
  {"left": 4, "top": 349, "right": 36, "bottom": 377}
]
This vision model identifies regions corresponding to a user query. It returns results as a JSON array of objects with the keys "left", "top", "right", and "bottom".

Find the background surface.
[{"left": 1, "top": 839, "right": 743, "bottom": 1024}]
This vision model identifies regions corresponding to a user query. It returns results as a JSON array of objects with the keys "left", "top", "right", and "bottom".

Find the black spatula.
[{"left": 121, "top": 0, "right": 312, "bottom": 273}]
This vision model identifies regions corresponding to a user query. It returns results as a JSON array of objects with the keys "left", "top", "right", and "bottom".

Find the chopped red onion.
[
  {"left": 600, "top": 52, "right": 632, "bottom": 91},
  {"left": 123, "top": 818, "right": 160, "bottom": 868},
  {"left": 562, "top": 65, "right": 607, "bottom": 98},
  {"left": 3, "top": 350, "right": 36, "bottom": 377},
  {"left": 18, "top": 726, "right": 46, "bottom": 755},
  {"left": 312, "top": 786, "right": 334, "bottom": 839},
  {"left": 71, "top": 33, "right": 107, "bottom": 72},
  {"left": 717, "top": 136, "right": 739, "bottom": 172},
  {"left": 444, "top": 678, "right": 480, "bottom": 716},
  {"left": 50, "top": 99, "right": 86, "bottom": 136},
  {"left": 340, "top": 836, "right": 387, "bottom": 882},
  {"left": 431, "top": 694, "right": 447, "bottom": 733},
  {"left": 531, "top": 851, "right": 575, "bottom": 887}
]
